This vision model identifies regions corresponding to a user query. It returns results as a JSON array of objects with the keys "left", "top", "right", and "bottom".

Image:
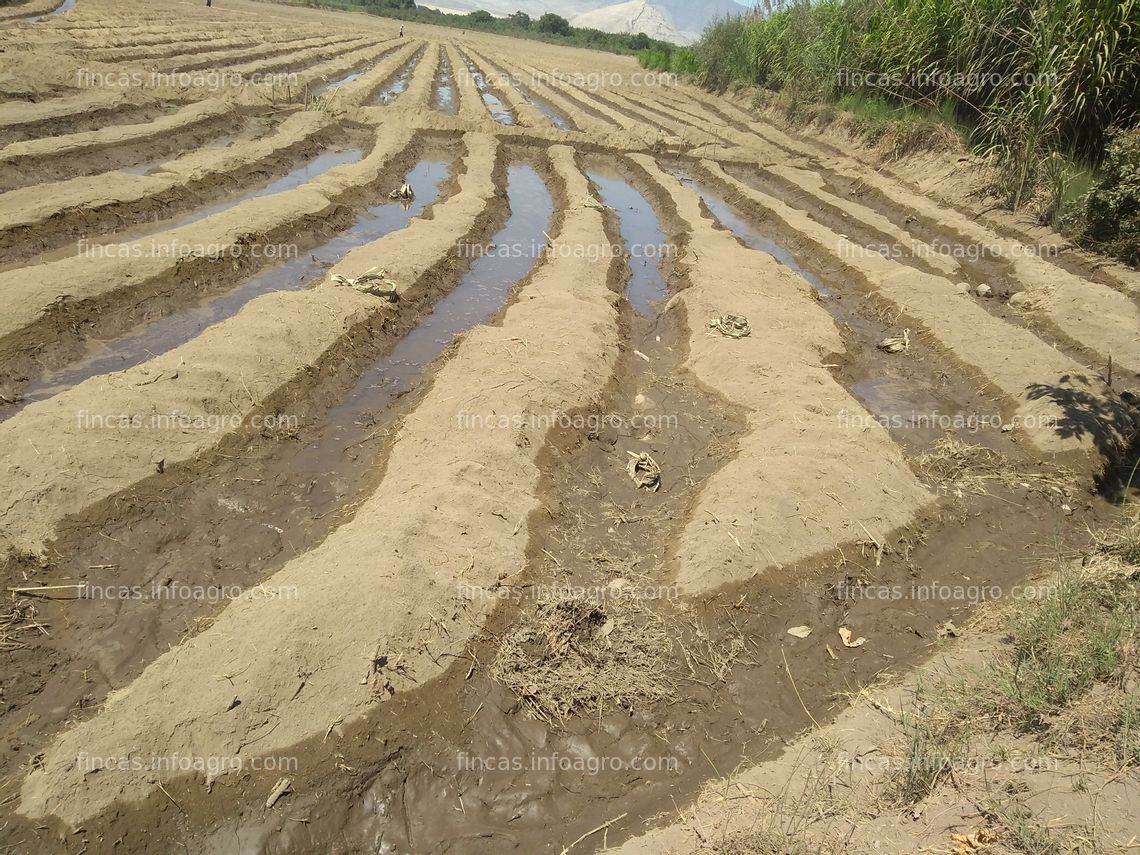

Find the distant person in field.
[{"left": 399, "top": 25, "right": 404, "bottom": 36}]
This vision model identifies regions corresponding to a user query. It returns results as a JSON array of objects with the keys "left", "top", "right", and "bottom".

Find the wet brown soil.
[
  {"left": 0, "top": 107, "right": 260, "bottom": 193},
  {"left": 0, "top": 118, "right": 359, "bottom": 265},
  {"left": 0, "top": 148, "right": 535, "bottom": 836},
  {"left": 0, "top": 152, "right": 1113, "bottom": 855},
  {"left": 0, "top": 133, "right": 467, "bottom": 407}
]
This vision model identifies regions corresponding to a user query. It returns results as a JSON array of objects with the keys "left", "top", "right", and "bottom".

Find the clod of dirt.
[
  {"left": 975, "top": 283, "right": 993, "bottom": 298},
  {"left": 490, "top": 593, "right": 676, "bottom": 724},
  {"left": 626, "top": 450, "right": 661, "bottom": 491}
]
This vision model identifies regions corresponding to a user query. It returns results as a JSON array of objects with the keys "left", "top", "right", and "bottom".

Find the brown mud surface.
[{"left": 1, "top": 0, "right": 1137, "bottom": 852}]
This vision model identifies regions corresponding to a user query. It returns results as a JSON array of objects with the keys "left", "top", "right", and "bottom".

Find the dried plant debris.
[
  {"left": 491, "top": 593, "right": 676, "bottom": 723},
  {"left": 917, "top": 437, "right": 1073, "bottom": 497},
  {"left": 626, "top": 450, "right": 661, "bottom": 491},
  {"left": 331, "top": 267, "right": 399, "bottom": 301},
  {"left": 708, "top": 314, "right": 752, "bottom": 338}
]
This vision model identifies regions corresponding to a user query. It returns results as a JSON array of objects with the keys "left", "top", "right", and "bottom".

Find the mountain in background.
[
  {"left": 417, "top": 0, "right": 749, "bottom": 44},
  {"left": 572, "top": 0, "right": 745, "bottom": 44}
]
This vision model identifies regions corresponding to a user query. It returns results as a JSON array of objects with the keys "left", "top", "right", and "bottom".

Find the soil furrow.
[
  {"left": 9, "top": 152, "right": 457, "bottom": 411},
  {"left": 17, "top": 141, "right": 623, "bottom": 831},
  {"left": 0, "top": 110, "right": 337, "bottom": 262},
  {"left": 0, "top": 134, "right": 496, "bottom": 561},
  {"left": 696, "top": 160, "right": 1134, "bottom": 459},
  {"left": 0, "top": 125, "right": 417, "bottom": 401},
  {"left": 0, "top": 99, "right": 247, "bottom": 191}
]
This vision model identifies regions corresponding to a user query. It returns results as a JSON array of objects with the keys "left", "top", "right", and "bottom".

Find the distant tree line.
[{"left": 314, "top": 0, "right": 675, "bottom": 55}]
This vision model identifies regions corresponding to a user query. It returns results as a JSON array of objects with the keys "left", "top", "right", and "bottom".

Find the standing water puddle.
[
  {"left": 371, "top": 50, "right": 421, "bottom": 104},
  {"left": 672, "top": 169, "right": 832, "bottom": 296},
  {"left": 6, "top": 157, "right": 451, "bottom": 414},
  {"left": 314, "top": 64, "right": 372, "bottom": 95},
  {"left": 587, "top": 167, "right": 668, "bottom": 315},
  {"left": 522, "top": 87, "right": 572, "bottom": 130},
  {"left": 432, "top": 46, "right": 457, "bottom": 114}
]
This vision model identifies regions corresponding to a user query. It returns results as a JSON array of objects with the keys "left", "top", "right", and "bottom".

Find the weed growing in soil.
[{"left": 886, "top": 501, "right": 1140, "bottom": 806}]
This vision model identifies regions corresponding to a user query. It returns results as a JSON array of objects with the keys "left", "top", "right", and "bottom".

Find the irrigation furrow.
[
  {"left": 395, "top": 39, "right": 441, "bottom": 112},
  {"left": 355, "top": 42, "right": 425, "bottom": 107},
  {"left": 0, "top": 0, "right": 59, "bottom": 21},
  {"left": 697, "top": 160, "right": 1134, "bottom": 458},
  {"left": 492, "top": 57, "right": 613, "bottom": 133},
  {"left": 723, "top": 161, "right": 963, "bottom": 279},
  {"left": 460, "top": 46, "right": 545, "bottom": 127},
  {"left": 0, "top": 99, "right": 243, "bottom": 191},
  {"left": 289, "top": 38, "right": 404, "bottom": 96},
  {"left": 676, "top": 85, "right": 1140, "bottom": 320},
  {"left": 0, "top": 134, "right": 497, "bottom": 561},
  {"left": 607, "top": 88, "right": 729, "bottom": 147},
  {"left": 0, "top": 90, "right": 167, "bottom": 139},
  {"left": 0, "top": 126, "right": 416, "bottom": 401},
  {"left": 13, "top": 153, "right": 456, "bottom": 411},
  {"left": 78, "top": 34, "right": 271, "bottom": 63},
  {"left": 472, "top": 49, "right": 574, "bottom": 130},
  {"left": 18, "top": 142, "right": 623, "bottom": 830},
  {"left": 625, "top": 153, "right": 935, "bottom": 591},
  {"left": 0, "top": 110, "right": 336, "bottom": 263},
  {"left": 446, "top": 43, "right": 494, "bottom": 125},
  {"left": 799, "top": 161, "right": 1140, "bottom": 374},
  {"left": 430, "top": 44, "right": 457, "bottom": 114},
  {"left": 162, "top": 33, "right": 372, "bottom": 75}
]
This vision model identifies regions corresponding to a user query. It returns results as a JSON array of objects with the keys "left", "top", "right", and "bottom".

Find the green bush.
[{"left": 1085, "top": 128, "right": 1140, "bottom": 265}]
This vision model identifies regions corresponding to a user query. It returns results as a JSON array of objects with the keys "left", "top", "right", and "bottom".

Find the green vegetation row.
[
  {"left": 306, "top": 0, "right": 676, "bottom": 56},
  {"left": 640, "top": 0, "right": 1140, "bottom": 265}
]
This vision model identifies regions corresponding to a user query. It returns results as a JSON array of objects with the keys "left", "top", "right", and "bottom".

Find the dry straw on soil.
[
  {"left": 491, "top": 591, "right": 676, "bottom": 724},
  {"left": 916, "top": 437, "right": 1073, "bottom": 497}
]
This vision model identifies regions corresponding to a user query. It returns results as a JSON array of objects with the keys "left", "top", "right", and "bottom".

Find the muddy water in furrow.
[
  {"left": 432, "top": 46, "right": 457, "bottom": 114},
  {"left": 114, "top": 145, "right": 363, "bottom": 235},
  {"left": 206, "top": 157, "right": 1112, "bottom": 855},
  {"left": 322, "top": 163, "right": 552, "bottom": 433},
  {"left": 314, "top": 66, "right": 370, "bottom": 94},
  {"left": 520, "top": 84, "right": 573, "bottom": 130},
  {"left": 810, "top": 164, "right": 1140, "bottom": 324},
  {"left": 459, "top": 54, "right": 513, "bottom": 125},
  {"left": 811, "top": 162, "right": 1135, "bottom": 294},
  {"left": 670, "top": 165, "right": 1014, "bottom": 456},
  {"left": 27, "top": 0, "right": 76, "bottom": 21},
  {"left": 4, "top": 156, "right": 452, "bottom": 416},
  {"left": 0, "top": 140, "right": 365, "bottom": 274},
  {"left": 0, "top": 161, "right": 547, "bottom": 801},
  {"left": 477, "top": 55, "right": 572, "bottom": 130},
  {"left": 370, "top": 48, "right": 422, "bottom": 105},
  {"left": 216, "top": 158, "right": 747, "bottom": 855}
]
